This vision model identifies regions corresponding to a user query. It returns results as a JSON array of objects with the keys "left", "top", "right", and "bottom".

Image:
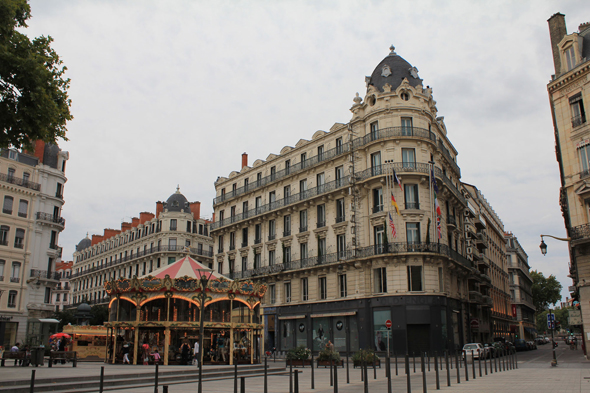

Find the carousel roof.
[{"left": 143, "top": 255, "right": 228, "bottom": 280}]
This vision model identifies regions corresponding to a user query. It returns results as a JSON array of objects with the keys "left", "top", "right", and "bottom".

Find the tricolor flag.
[
  {"left": 388, "top": 212, "right": 397, "bottom": 238},
  {"left": 436, "top": 216, "right": 442, "bottom": 239},
  {"left": 431, "top": 168, "right": 442, "bottom": 216},
  {"left": 392, "top": 169, "right": 403, "bottom": 191},
  {"left": 391, "top": 192, "right": 400, "bottom": 215}
]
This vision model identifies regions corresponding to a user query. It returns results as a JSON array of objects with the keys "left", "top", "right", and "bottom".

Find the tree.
[
  {"left": 0, "top": 0, "right": 72, "bottom": 149},
  {"left": 530, "top": 270, "right": 562, "bottom": 312},
  {"left": 52, "top": 308, "right": 76, "bottom": 331},
  {"left": 89, "top": 305, "right": 109, "bottom": 326}
]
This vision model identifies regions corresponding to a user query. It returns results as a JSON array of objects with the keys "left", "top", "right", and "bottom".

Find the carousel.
[{"left": 104, "top": 255, "right": 266, "bottom": 365}]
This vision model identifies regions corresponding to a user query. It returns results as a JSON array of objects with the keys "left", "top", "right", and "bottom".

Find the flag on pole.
[
  {"left": 388, "top": 212, "right": 396, "bottom": 238},
  {"left": 392, "top": 169, "right": 403, "bottom": 191},
  {"left": 436, "top": 216, "right": 442, "bottom": 239},
  {"left": 391, "top": 192, "right": 400, "bottom": 215},
  {"left": 431, "top": 167, "right": 442, "bottom": 239}
]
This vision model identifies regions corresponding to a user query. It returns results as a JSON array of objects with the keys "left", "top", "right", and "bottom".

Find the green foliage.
[
  {"left": 536, "top": 307, "right": 571, "bottom": 333},
  {"left": 89, "top": 305, "right": 109, "bottom": 326},
  {"left": 352, "top": 349, "right": 378, "bottom": 364},
  {"left": 0, "top": 0, "right": 72, "bottom": 149},
  {"left": 530, "top": 270, "right": 562, "bottom": 312},
  {"left": 317, "top": 347, "right": 340, "bottom": 362},
  {"left": 286, "top": 345, "right": 311, "bottom": 361},
  {"left": 51, "top": 308, "right": 76, "bottom": 331}
]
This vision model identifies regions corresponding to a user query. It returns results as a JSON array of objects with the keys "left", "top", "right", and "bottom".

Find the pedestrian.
[
  {"left": 122, "top": 343, "right": 130, "bottom": 364},
  {"left": 11, "top": 343, "right": 20, "bottom": 366},
  {"left": 181, "top": 340, "right": 191, "bottom": 365},
  {"left": 193, "top": 340, "right": 200, "bottom": 366},
  {"left": 58, "top": 337, "right": 66, "bottom": 364},
  {"left": 151, "top": 349, "right": 160, "bottom": 365},
  {"left": 142, "top": 341, "right": 150, "bottom": 365}
]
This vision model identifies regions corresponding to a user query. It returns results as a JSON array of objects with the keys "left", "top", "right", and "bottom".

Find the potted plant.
[
  {"left": 352, "top": 349, "right": 380, "bottom": 368},
  {"left": 286, "top": 345, "right": 311, "bottom": 366},
  {"left": 316, "top": 347, "right": 342, "bottom": 367}
]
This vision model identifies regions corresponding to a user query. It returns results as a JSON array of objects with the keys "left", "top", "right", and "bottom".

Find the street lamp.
[
  {"left": 539, "top": 234, "right": 570, "bottom": 256},
  {"left": 196, "top": 268, "right": 215, "bottom": 393}
]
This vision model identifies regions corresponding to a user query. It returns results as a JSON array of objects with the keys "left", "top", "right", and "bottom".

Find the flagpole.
[
  {"left": 385, "top": 162, "right": 391, "bottom": 244},
  {"left": 428, "top": 160, "right": 435, "bottom": 245}
]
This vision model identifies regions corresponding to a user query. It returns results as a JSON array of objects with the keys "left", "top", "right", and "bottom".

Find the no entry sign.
[{"left": 385, "top": 319, "right": 392, "bottom": 329}]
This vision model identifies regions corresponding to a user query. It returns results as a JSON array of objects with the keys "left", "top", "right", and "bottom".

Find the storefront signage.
[
  {"left": 278, "top": 314, "right": 307, "bottom": 320},
  {"left": 311, "top": 311, "right": 356, "bottom": 318},
  {"left": 263, "top": 307, "right": 276, "bottom": 314},
  {"left": 0, "top": 316, "right": 13, "bottom": 321}
]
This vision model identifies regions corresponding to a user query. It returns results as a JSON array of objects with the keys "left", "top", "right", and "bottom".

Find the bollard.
[
  {"left": 463, "top": 351, "right": 468, "bottom": 382},
  {"left": 163, "top": 386, "right": 168, "bottom": 393},
  {"left": 311, "top": 351, "right": 315, "bottom": 389},
  {"left": 234, "top": 362, "right": 238, "bottom": 393},
  {"left": 428, "top": 352, "right": 431, "bottom": 371},
  {"left": 363, "top": 359, "right": 369, "bottom": 393},
  {"left": 289, "top": 359, "right": 293, "bottom": 393},
  {"left": 421, "top": 353, "right": 427, "bottom": 393},
  {"left": 489, "top": 350, "right": 493, "bottom": 374},
  {"left": 503, "top": 349, "right": 506, "bottom": 371},
  {"left": 294, "top": 370, "right": 300, "bottom": 393},
  {"left": 387, "top": 356, "right": 392, "bottom": 393},
  {"left": 434, "top": 352, "right": 440, "bottom": 390},
  {"left": 346, "top": 352, "right": 350, "bottom": 384},
  {"left": 515, "top": 349, "right": 518, "bottom": 369},
  {"left": 455, "top": 352, "right": 460, "bottom": 384},
  {"left": 472, "top": 351, "right": 476, "bottom": 380},
  {"left": 274, "top": 347, "right": 276, "bottom": 363},
  {"left": 240, "top": 376, "right": 246, "bottom": 393},
  {"left": 30, "top": 369, "right": 35, "bottom": 393},
  {"left": 478, "top": 354, "right": 482, "bottom": 377},
  {"left": 73, "top": 352, "right": 77, "bottom": 368},
  {"left": 330, "top": 358, "right": 333, "bottom": 387},
  {"left": 264, "top": 356, "right": 268, "bottom": 393},
  {"left": 445, "top": 351, "right": 450, "bottom": 387},
  {"left": 406, "top": 354, "right": 411, "bottom": 393},
  {"left": 333, "top": 360, "right": 338, "bottom": 393},
  {"left": 155, "top": 363, "right": 159, "bottom": 393},
  {"left": 395, "top": 351, "right": 398, "bottom": 376},
  {"left": 373, "top": 355, "right": 376, "bottom": 380},
  {"left": 99, "top": 366, "right": 104, "bottom": 393},
  {"left": 360, "top": 356, "right": 364, "bottom": 382},
  {"left": 484, "top": 352, "right": 488, "bottom": 375}
]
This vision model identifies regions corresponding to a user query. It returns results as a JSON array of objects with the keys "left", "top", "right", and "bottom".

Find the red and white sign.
[
  {"left": 385, "top": 320, "right": 392, "bottom": 329},
  {"left": 512, "top": 304, "right": 517, "bottom": 317}
]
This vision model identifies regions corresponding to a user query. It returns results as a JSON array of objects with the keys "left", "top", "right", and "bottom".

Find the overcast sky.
[{"left": 23, "top": 0, "right": 590, "bottom": 304}]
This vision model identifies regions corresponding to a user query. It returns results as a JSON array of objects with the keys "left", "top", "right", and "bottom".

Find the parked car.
[
  {"left": 535, "top": 338, "right": 546, "bottom": 345},
  {"left": 462, "top": 343, "right": 485, "bottom": 359},
  {"left": 514, "top": 339, "right": 528, "bottom": 351},
  {"left": 483, "top": 343, "right": 494, "bottom": 358}
]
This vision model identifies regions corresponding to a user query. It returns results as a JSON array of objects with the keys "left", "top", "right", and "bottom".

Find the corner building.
[
  {"left": 547, "top": 13, "right": 590, "bottom": 357},
  {"left": 212, "top": 48, "right": 500, "bottom": 355}
]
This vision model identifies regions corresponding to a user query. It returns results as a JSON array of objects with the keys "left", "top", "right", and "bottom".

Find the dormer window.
[
  {"left": 565, "top": 45, "right": 576, "bottom": 71},
  {"left": 8, "top": 150, "right": 17, "bottom": 160}
]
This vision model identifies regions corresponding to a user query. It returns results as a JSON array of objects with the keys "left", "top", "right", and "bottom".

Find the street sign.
[
  {"left": 547, "top": 321, "right": 555, "bottom": 330},
  {"left": 385, "top": 319, "right": 392, "bottom": 329},
  {"left": 547, "top": 313, "right": 555, "bottom": 321}
]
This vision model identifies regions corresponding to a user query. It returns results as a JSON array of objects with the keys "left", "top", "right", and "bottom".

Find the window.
[
  {"left": 318, "top": 237, "right": 326, "bottom": 263},
  {"left": 374, "top": 267, "right": 387, "bottom": 293},
  {"left": 170, "top": 219, "right": 177, "bottom": 231},
  {"left": 374, "top": 225, "right": 385, "bottom": 254},
  {"left": 244, "top": 178, "right": 249, "bottom": 189},
  {"left": 44, "top": 287, "right": 51, "bottom": 303},
  {"left": 22, "top": 172, "right": 29, "bottom": 184},
  {"left": 229, "top": 232, "right": 235, "bottom": 250},
  {"left": 0, "top": 226, "right": 8, "bottom": 245},
  {"left": 318, "top": 145, "right": 325, "bottom": 161},
  {"left": 8, "top": 150, "right": 17, "bottom": 160},
  {"left": 570, "top": 93, "right": 586, "bottom": 128},
  {"left": 14, "top": 228, "right": 24, "bottom": 249},
  {"left": 370, "top": 121, "right": 379, "bottom": 140},
  {"left": 439, "top": 267, "right": 444, "bottom": 292},
  {"left": 283, "top": 246, "right": 291, "bottom": 263},
  {"left": 255, "top": 196, "right": 262, "bottom": 214},
  {"left": 404, "top": 184, "right": 419, "bottom": 209},
  {"left": 283, "top": 215, "right": 291, "bottom": 236},
  {"left": 7, "top": 290, "right": 17, "bottom": 308},
  {"left": 319, "top": 276, "right": 327, "bottom": 300},
  {"left": 301, "top": 153, "right": 307, "bottom": 168},
  {"left": 255, "top": 224, "right": 262, "bottom": 244},
  {"left": 269, "top": 191, "right": 276, "bottom": 208},
  {"left": 301, "top": 277, "right": 308, "bottom": 301},
  {"left": 50, "top": 230, "right": 57, "bottom": 249},
  {"left": 300, "top": 210, "right": 308, "bottom": 232},
  {"left": 169, "top": 238, "right": 177, "bottom": 248},
  {"left": 270, "top": 166, "right": 276, "bottom": 181},
  {"left": 300, "top": 243, "right": 308, "bottom": 260},
  {"left": 371, "top": 152, "right": 381, "bottom": 176},
  {"left": 254, "top": 252, "right": 261, "bottom": 269},
  {"left": 565, "top": 45, "right": 576, "bottom": 71},
  {"left": 218, "top": 262, "right": 223, "bottom": 274},
  {"left": 7, "top": 168, "right": 15, "bottom": 179},
  {"left": 335, "top": 166, "right": 344, "bottom": 187},
  {"left": 401, "top": 117, "right": 413, "bottom": 136},
  {"left": 269, "top": 284, "right": 276, "bottom": 304},
  {"left": 402, "top": 148, "right": 416, "bottom": 169},
  {"left": 0, "top": 259, "right": 4, "bottom": 279},
  {"left": 3, "top": 196, "right": 13, "bottom": 214},
  {"left": 316, "top": 172, "right": 325, "bottom": 193},
  {"left": 299, "top": 179, "right": 307, "bottom": 198},
  {"left": 337, "top": 234, "right": 346, "bottom": 260},
  {"left": 56, "top": 183, "right": 63, "bottom": 198},
  {"left": 269, "top": 250, "right": 275, "bottom": 265},
  {"left": 339, "top": 274, "right": 347, "bottom": 298},
  {"left": 406, "top": 222, "right": 420, "bottom": 244},
  {"left": 242, "top": 228, "right": 248, "bottom": 247},
  {"left": 284, "top": 185, "right": 291, "bottom": 199},
  {"left": 242, "top": 201, "right": 248, "bottom": 214},
  {"left": 11, "top": 262, "right": 20, "bottom": 282},
  {"left": 241, "top": 256, "right": 248, "bottom": 272},
  {"left": 218, "top": 235, "right": 224, "bottom": 252},
  {"left": 285, "top": 159, "right": 291, "bottom": 175},
  {"left": 336, "top": 198, "right": 345, "bottom": 222},
  {"left": 407, "top": 265, "right": 423, "bottom": 291},
  {"left": 256, "top": 172, "right": 262, "bottom": 187},
  {"left": 372, "top": 188, "right": 383, "bottom": 213},
  {"left": 336, "top": 137, "right": 343, "bottom": 154},
  {"left": 232, "top": 183, "right": 237, "bottom": 193},
  {"left": 268, "top": 219, "right": 276, "bottom": 240},
  {"left": 317, "top": 204, "right": 326, "bottom": 228},
  {"left": 284, "top": 282, "right": 291, "bottom": 303}
]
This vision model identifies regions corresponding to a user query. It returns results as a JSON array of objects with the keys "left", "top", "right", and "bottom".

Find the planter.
[
  {"left": 286, "top": 359, "right": 312, "bottom": 367},
  {"left": 316, "top": 359, "right": 343, "bottom": 368},
  {"left": 353, "top": 359, "right": 381, "bottom": 368}
]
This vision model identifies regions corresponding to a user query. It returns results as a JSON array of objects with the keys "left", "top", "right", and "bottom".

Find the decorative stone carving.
[
  {"left": 382, "top": 65, "right": 392, "bottom": 77},
  {"left": 409, "top": 66, "right": 419, "bottom": 79}
]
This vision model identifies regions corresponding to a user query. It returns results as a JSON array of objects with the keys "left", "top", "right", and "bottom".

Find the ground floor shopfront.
[{"left": 264, "top": 295, "right": 469, "bottom": 355}]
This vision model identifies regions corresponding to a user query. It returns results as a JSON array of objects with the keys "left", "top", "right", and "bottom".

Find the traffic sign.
[
  {"left": 547, "top": 313, "right": 555, "bottom": 321},
  {"left": 385, "top": 319, "right": 392, "bottom": 329}
]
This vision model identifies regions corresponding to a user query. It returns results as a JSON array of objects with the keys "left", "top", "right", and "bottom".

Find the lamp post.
[
  {"left": 539, "top": 234, "right": 570, "bottom": 256},
  {"left": 197, "top": 268, "right": 214, "bottom": 393}
]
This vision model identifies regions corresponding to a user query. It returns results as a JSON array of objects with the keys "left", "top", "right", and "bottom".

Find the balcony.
[
  {"left": 469, "top": 290, "right": 483, "bottom": 303},
  {"left": 405, "top": 202, "right": 420, "bottom": 210},
  {"left": 571, "top": 223, "right": 590, "bottom": 242},
  {"left": 475, "top": 233, "right": 488, "bottom": 250},
  {"left": 268, "top": 234, "right": 276, "bottom": 241},
  {"left": 0, "top": 173, "right": 41, "bottom": 191},
  {"left": 446, "top": 215, "right": 457, "bottom": 228},
  {"left": 30, "top": 269, "right": 60, "bottom": 281},
  {"left": 254, "top": 238, "right": 261, "bottom": 245},
  {"left": 229, "top": 244, "right": 235, "bottom": 251},
  {"left": 283, "top": 230, "right": 291, "bottom": 237},
  {"left": 474, "top": 214, "right": 487, "bottom": 230},
  {"left": 36, "top": 212, "right": 66, "bottom": 229},
  {"left": 10, "top": 277, "right": 20, "bottom": 283},
  {"left": 299, "top": 226, "right": 308, "bottom": 233},
  {"left": 336, "top": 216, "right": 345, "bottom": 224},
  {"left": 316, "top": 221, "right": 326, "bottom": 229},
  {"left": 241, "top": 242, "right": 248, "bottom": 248},
  {"left": 482, "top": 295, "right": 493, "bottom": 307},
  {"left": 0, "top": 240, "right": 7, "bottom": 246},
  {"left": 572, "top": 114, "right": 586, "bottom": 128},
  {"left": 372, "top": 205, "right": 384, "bottom": 214}
]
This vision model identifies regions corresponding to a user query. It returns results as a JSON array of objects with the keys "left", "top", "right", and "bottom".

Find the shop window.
[{"left": 407, "top": 265, "right": 423, "bottom": 291}]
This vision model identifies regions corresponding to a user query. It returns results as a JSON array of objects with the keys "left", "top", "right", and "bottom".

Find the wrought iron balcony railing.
[
  {"left": 30, "top": 269, "right": 60, "bottom": 280},
  {"left": 0, "top": 173, "right": 41, "bottom": 191},
  {"left": 36, "top": 212, "right": 66, "bottom": 227},
  {"left": 571, "top": 223, "right": 590, "bottom": 241},
  {"left": 572, "top": 115, "right": 586, "bottom": 128}
]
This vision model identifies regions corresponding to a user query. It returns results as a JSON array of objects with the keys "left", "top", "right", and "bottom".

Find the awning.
[
  {"left": 311, "top": 311, "right": 356, "bottom": 318},
  {"left": 278, "top": 315, "right": 307, "bottom": 320},
  {"left": 39, "top": 319, "right": 60, "bottom": 323}
]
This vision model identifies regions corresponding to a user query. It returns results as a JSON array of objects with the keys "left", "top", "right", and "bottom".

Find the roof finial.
[
  {"left": 389, "top": 45, "right": 396, "bottom": 56},
  {"left": 86, "top": 232, "right": 89, "bottom": 238},
  {"left": 176, "top": 185, "right": 180, "bottom": 194}
]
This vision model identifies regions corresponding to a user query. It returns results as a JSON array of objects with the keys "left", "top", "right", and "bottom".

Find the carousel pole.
[
  {"left": 198, "top": 269, "right": 214, "bottom": 393},
  {"left": 133, "top": 300, "right": 140, "bottom": 365},
  {"left": 229, "top": 299, "right": 234, "bottom": 366},
  {"left": 250, "top": 306, "right": 254, "bottom": 365}
]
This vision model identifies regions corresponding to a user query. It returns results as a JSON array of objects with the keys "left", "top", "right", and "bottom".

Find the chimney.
[
  {"left": 103, "top": 228, "right": 121, "bottom": 240},
  {"left": 131, "top": 217, "right": 140, "bottom": 227},
  {"left": 580, "top": 22, "right": 590, "bottom": 33},
  {"left": 28, "top": 140, "right": 46, "bottom": 164},
  {"left": 121, "top": 222, "right": 132, "bottom": 232},
  {"left": 139, "top": 212, "right": 155, "bottom": 224},
  {"left": 156, "top": 202, "right": 164, "bottom": 218},
  {"left": 548, "top": 12, "right": 567, "bottom": 75},
  {"left": 91, "top": 234, "right": 104, "bottom": 246},
  {"left": 242, "top": 152, "right": 248, "bottom": 169},
  {"left": 190, "top": 201, "right": 201, "bottom": 220}
]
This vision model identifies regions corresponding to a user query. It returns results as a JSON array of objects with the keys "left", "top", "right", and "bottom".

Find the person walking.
[
  {"left": 193, "top": 340, "right": 200, "bottom": 366},
  {"left": 122, "top": 343, "right": 130, "bottom": 364},
  {"left": 11, "top": 343, "right": 20, "bottom": 366},
  {"left": 142, "top": 341, "right": 150, "bottom": 365},
  {"left": 181, "top": 340, "right": 191, "bottom": 365}
]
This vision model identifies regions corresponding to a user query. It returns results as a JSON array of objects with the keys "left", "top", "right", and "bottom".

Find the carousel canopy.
[{"left": 142, "top": 255, "right": 229, "bottom": 281}]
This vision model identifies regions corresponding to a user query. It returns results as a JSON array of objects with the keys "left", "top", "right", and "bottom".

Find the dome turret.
[
  {"left": 165, "top": 186, "right": 191, "bottom": 213},
  {"left": 366, "top": 45, "right": 423, "bottom": 93},
  {"left": 76, "top": 233, "right": 91, "bottom": 252}
]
